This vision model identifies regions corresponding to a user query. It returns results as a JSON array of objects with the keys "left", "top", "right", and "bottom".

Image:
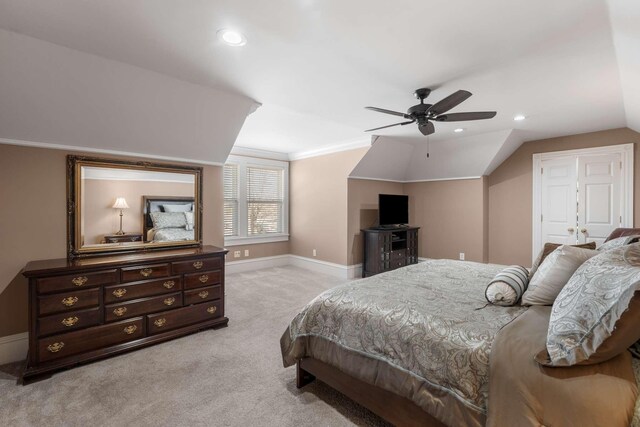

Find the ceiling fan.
[{"left": 365, "top": 88, "right": 497, "bottom": 136}]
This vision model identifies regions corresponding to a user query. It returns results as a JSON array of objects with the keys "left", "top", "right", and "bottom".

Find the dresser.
[
  {"left": 361, "top": 227, "right": 419, "bottom": 277},
  {"left": 22, "top": 245, "right": 228, "bottom": 382}
]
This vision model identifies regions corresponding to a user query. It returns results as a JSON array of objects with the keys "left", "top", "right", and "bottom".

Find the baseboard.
[
  {"left": 225, "top": 254, "right": 362, "bottom": 279},
  {"left": 0, "top": 332, "right": 28, "bottom": 365},
  {"left": 225, "top": 254, "right": 290, "bottom": 274}
]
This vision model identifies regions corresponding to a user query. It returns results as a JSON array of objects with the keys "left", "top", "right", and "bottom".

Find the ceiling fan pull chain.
[{"left": 427, "top": 134, "right": 430, "bottom": 158}]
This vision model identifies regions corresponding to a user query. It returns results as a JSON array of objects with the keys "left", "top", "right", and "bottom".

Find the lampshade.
[{"left": 112, "top": 197, "right": 129, "bottom": 209}]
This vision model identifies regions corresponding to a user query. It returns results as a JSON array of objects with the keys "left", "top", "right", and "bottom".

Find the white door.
[
  {"left": 577, "top": 153, "right": 622, "bottom": 246},
  {"left": 540, "top": 157, "right": 579, "bottom": 246}
]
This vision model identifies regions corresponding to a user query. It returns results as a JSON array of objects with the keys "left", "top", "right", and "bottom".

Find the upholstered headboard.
[
  {"left": 142, "top": 196, "right": 195, "bottom": 241},
  {"left": 605, "top": 228, "right": 640, "bottom": 242}
]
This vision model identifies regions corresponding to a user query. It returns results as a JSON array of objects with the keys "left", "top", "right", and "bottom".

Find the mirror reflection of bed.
[
  {"left": 79, "top": 165, "right": 196, "bottom": 247},
  {"left": 144, "top": 196, "right": 196, "bottom": 243}
]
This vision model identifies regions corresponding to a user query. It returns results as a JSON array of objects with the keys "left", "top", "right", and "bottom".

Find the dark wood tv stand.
[{"left": 361, "top": 226, "right": 419, "bottom": 277}]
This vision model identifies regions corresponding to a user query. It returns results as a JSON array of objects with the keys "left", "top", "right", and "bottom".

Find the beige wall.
[
  {"left": 225, "top": 241, "right": 290, "bottom": 260},
  {"left": 290, "top": 148, "right": 368, "bottom": 265},
  {"left": 488, "top": 128, "right": 640, "bottom": 266},
  {"left": 406, "top": 178, "right": 489, "bottom": 263},
  {"left": 347, "top": 178, "right": 404, "bottom": 265},
  {"left": 83, "top": 179, "right": 194, "bottom": 244},
  {"left": 0, "top": 144, "right": 225, "bottom": 337}
]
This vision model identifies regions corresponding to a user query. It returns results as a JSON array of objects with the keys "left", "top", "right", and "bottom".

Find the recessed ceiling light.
[
  {"left": 454, "top": 128, "right": 465, "bottom": 133},
  {"left": 513, "top": 115, "right": 526, "bottom": 121},
  {"left": 218, "top": 29, "right": 247, "bottom": 47}
]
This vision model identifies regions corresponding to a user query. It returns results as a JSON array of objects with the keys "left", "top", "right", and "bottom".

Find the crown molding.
[
  {"left": 288, "top": 137, "right": 372, "bottom": 161},
  {"left": 0, "top": 137, "right": 224, "bottom": 166},
  {"left": 229, "top": 145, "right": 290, "bottom": 161},
  {"left": 348, "top": 175, "right": 483, "bottom": 183}
]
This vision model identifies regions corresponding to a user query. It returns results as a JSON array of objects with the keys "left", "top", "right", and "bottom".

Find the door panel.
[
  {"left": 577, "top": 154, "right": 621, "bottom": 246},
  {"left": 541, "top": 158, "right": 578, "bottom": 247}
]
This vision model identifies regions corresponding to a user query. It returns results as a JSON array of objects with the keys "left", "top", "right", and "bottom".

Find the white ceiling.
[{"left": 0, "top": 0, "right": 636, "bottom": 156}]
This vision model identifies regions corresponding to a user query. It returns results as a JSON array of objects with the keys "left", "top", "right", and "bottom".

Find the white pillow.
[
  {"left": 162, "top": 203, "right": 193, "bottom": 213},
  {"left": 522, "top": 245, "right": 598, "bottom": 306},
  {"left": 184, "top": 211, "right": 194, "bottom": 231}
]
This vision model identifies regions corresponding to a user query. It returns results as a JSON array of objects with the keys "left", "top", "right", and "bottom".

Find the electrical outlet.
[
  {"left": 459, "top": 252, "right": 465, "bottom": 261},
  {"left": 313, "top": 249, "right": 317, "bottom": 257},
  {"left": 244, "top": 249, "right": 249, "bottom": 257},
  {"left": 234, "top": 251, "right": 241, "bottom": 258}
]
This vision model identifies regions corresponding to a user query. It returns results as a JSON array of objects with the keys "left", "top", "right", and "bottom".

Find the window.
[{"left": 224, "top": 155, "right": 289, "bottom": 245}]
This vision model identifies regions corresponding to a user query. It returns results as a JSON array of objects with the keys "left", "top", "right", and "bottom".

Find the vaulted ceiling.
[{"left": 0, "top": 0, "right": 637, "bottom": 159}]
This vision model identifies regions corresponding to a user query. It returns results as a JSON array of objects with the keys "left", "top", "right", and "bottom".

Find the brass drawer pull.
[
  {"left": 193, "top": 261, "right": 204, "bottom": 269},
  {"left": 140, "top": 268, "right": 154, "bottom": 277},
  {"left": 61, "top": 296, "right": 78, "bottom": 307},
  {"left": 154, "top": 318, "right": 166, "bottom": 327},
  {"left": 47, "top": 342, "right": 65, "bottom": 353},
  {"left": 113, "top": 307, "right": 127, "bottom": 317},
  {"left": 198, "top": 291, "right": 209, "bottom": 299},
  {"left": 61, "top": 317, "right": 79, "bottom": 327},
  {"left": 198, "top": 275, "right": 209, "bottom": 283},
  {"left": 163, "top": 297, "right": 176, "bottom": 306},
  {"left": 123, "top": 325, "right": 137, "bottom": 335},
  {"left": 163, "top": 280, "right": 175, "bottom": 289},
  {"left": 72, "top": 276, "right": 88, "bottom": 287},
  {"left": 112, "top": 288, "right": 127, "bottom": 298},
  {"left": 207, "top": 306, "right": 217, "bottom": 314}
]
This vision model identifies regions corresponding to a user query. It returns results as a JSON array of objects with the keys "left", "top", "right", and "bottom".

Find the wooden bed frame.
[
  {"left": 297, "top": 358, "right": 445, "bottom": 427},
  {"left": 294, "top": 228, "right": 640, "bottom": 427},
  {"left": 142, "top": 195, "right": 195, "bottom": 242}
]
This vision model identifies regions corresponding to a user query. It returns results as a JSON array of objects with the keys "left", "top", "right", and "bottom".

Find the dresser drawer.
[
  {"left": 105, "top": 292, "right": 182, "bottom": 322},
  {"left": 104, "top": 276, "right": 182, "bottom": 304},
  {"left": 184, "top": 270, "right": 221, "bottom": 290},
  {"left": 184, "top": 285, "right": 222, "bottom": 305},
  {"left": 38, "top": 307, "right": 101, "bottom": 336},
  {"left": 36, "top": 269, "right": 118, "bottom": 294},
  {"left": 38, "top": 288, "right": 100, "bottom": 316},
  {"left": 121, "top": 263, "right": 170, "bottom": 283},
  {"left": 172, "top": 257, "right": 222, "bottom": 274},
  {"left": 38, "top": 317, "right": 143, "bottom": 363},
  {"left": 390, "top": 250, "right": 406, "bottom": 260},
  {"left": 147, "top": 300, "right": 222, "bottom": 335}
]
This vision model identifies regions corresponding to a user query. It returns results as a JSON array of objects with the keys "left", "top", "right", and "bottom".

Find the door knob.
[
  {"left": 580, "top": 228, "right": 588, "bottom": 234},
  {"left": 567, "top": 227, "right": 575, "bottom": 234}
]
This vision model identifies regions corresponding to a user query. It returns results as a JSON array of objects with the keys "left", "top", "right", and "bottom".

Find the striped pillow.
[{"left": 485, "top": 266, "right": 530, "bottom": 306}]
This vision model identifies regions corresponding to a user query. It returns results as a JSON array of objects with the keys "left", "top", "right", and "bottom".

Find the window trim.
[{"left": 224, "top": 155, "right": 289, "bottom": 246}]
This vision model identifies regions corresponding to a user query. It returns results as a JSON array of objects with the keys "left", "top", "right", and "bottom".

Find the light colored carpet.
[{"left": 0, "top": 266, "right": 390, "bottom": 427}]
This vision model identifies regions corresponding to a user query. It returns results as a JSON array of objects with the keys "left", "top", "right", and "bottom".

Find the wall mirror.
[{"left": 67, "top": 156, "right": 203, "bottom": 258}]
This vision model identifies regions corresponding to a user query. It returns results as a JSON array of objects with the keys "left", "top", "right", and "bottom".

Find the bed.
[
  {"left": 143, "top": 196, "right": 195, "bottom": 242},
  {"left": 281, "top": 228, "right": 640, "bottom": 427}
]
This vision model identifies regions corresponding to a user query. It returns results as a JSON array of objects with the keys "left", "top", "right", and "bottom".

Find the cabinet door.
[
  {"left": 540, "top": 157, "right": 579, "bottom": 247},
  {"left": 577, "top": 153, "right": 622, "bottom": 246}
]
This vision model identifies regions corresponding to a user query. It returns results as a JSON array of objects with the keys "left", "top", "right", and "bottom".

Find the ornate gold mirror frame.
[{"left": 67, "top": 155, "right": 203, "bottom": 258}]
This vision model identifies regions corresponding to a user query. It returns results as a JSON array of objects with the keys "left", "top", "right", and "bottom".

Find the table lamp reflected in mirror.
[{"left": 112, "top": 197, "right": 129, "bottom": 235}]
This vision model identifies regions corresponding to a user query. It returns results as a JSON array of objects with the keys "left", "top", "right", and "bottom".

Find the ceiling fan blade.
[
  {"left": 427, "top": 90, "right": 472, "bottom": 116},
  {"left": 433, "top": 111, "right": 497, "bottom": 122},
  {"left": 419, "top": 121, "right": 435, "bottom": 136},
  {"left": 365, "top": 106, "right": 411, "bottom": 119},
  {"left": 365, "top": 120, "right": 415, "bottom": 132}
]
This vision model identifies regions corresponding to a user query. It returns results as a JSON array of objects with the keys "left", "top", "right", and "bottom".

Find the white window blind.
[
  {"left": 247, "top": 166, "right": 283, "bottom": 235},
  {"left": 223, "top": 155, "right": 289, "bottom": 245},
  {"left": 223, "top": 164, "right": 239, "bottom": 237}
]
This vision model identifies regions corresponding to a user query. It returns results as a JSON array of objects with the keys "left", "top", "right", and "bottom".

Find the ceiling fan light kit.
[{"left": 365, "top": 88, "right": 497, "bottom": 136}]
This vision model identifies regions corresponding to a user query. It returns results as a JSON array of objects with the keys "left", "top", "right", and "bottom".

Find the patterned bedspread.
[
  {"left": 281, "top": 259, "right": 527, "bottom": 420},
  {"left": 152, "top": 228, "right": 194, "bottom": 242}
]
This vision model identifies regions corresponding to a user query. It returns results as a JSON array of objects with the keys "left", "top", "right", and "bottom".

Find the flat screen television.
[{"left": 378, "top": 194, "right": 409, "bottom": 226}]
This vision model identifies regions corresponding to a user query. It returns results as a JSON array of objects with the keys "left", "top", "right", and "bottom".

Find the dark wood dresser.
[
  {"left": 362, "top": 227, "right": 420, "bottom": 277},
  {"left": 22, "top": 245, "right": 228, "bottom": 382}
]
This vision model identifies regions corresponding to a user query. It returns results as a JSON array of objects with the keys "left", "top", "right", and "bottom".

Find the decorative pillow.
[
  {"left": 162, "top": 203, "right": 193, "bottom": 213},
  {"left": 598, "top": 235, "right": 640, "bottom": 252},
  {"left": 184, "top": 211, "right": 194, "bottom": 231},
  {"left": 150, "top": 212, "right": 187, "bottom": 230},
  {"left": 543, "top": 243, "right": 640, "bottom": 366},
  {"left": 522, "top": 245, "right": 598, "bottom": 306},
  {"left": 529, "top": 242, "right": 596, "bottom": 278},
  {"left": 485, "top": 265, "right": 530, "bottom": 306}
]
